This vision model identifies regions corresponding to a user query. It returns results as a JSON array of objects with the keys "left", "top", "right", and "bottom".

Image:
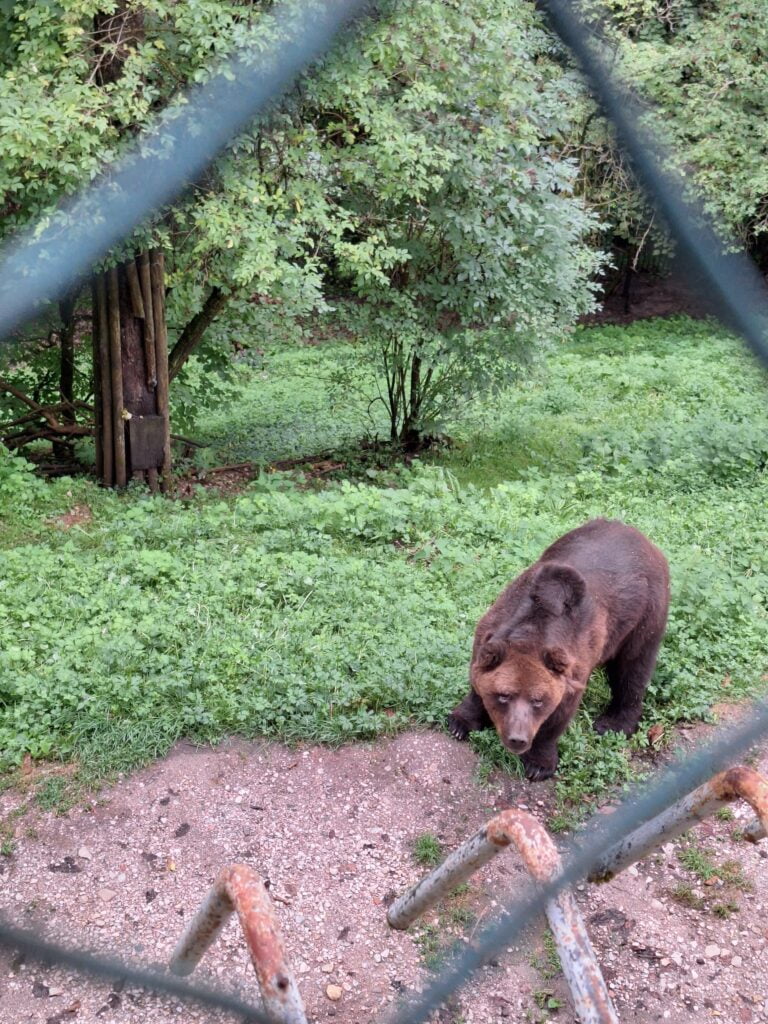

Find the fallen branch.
[
  {"left": 0, "top": 376, "right": 42, "bottom": 411},
  {"left": 199, "top": 462, "right": 255, "bottom": 474},
  {"left": 170, "top": 433, "right": 209, "bottom": 449}
]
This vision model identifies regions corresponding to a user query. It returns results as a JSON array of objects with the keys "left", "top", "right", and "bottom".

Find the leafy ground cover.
[{"left": 1, "top": 317, "right": 766, "bottom": 816}]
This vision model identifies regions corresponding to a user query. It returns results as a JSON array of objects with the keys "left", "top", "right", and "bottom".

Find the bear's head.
[{"left": 471, "top": 562, "right": 587, "bottom": 754}]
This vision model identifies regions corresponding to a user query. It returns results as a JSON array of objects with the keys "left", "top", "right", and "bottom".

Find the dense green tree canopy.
[
  {"left": 0, "top": 0, "right": 601, "bottom": 448},
  {"left": 571, "top": 0, "right": 768, "bottom": 260}
]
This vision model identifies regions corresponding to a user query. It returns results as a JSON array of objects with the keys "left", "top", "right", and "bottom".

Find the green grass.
[
  {"left": 678, "top": 838, "right": 753, "bottom": 891},
  {"left": 668, "top": 883, "right": 705, "bottom": 910},
  {"left": 530, "top": 927, "right": 562, "bottom": 981},
  {"left": 1, "top": 316, "right": 767, "bottom": 815},
  {"left": 677, "top": 842, "right": 720, "bottom": 881},
  {"left": 412, "top": 884, "right": 475, "bottom": 971},
  {"left": 712, "top": 900, "right": 740, "bottom": 919},
  {"left": 412, "top": 832, "right": 444, "bottom": 868},
  {"left": 413, "top": 923, "right": 445, "bottom": 971},
  {"left": 34, "top": 776, "right": 79, "bottom": 815},
  {"left": 669, "top": 865, "right": 745, "bottom": 919},
  {"left": 533, "top": 990, "right": 564, "bottom": 1013},
  {"left": 183, "top": 343, "right": 384, "bottom": 467}
]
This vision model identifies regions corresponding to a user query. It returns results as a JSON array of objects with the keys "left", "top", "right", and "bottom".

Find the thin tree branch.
[{"left": 167, "top": 286, "right": 229, "bottom": 381}]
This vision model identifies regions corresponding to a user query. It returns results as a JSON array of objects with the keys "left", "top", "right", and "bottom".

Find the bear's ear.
[
  {"left": 476, "top": 632, "right": 507, "bottom": 671},
  {"left": 530, "top": 563, "right": 586, "bottom": 617},
  {"left": 542, "top": 646, "right": 571, "bottom": 676},
  {"left": 542, "top": 647, "right": 583, "bottom": 692}
]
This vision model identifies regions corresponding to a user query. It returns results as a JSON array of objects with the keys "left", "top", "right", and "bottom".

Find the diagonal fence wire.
[
  {"left": 386, "top": 700, "right": 768, "bottom": 1023},
  {"left": 0, "top": 0, "right": 375, "bottom": 341},
  {"left": 1, "top": 1, "right": 768, "bottom": 1022},
  {"left": 540, "top": 0, "right": 768, "bottom": 368},
  {"left": 382, "top": 1, "right": 768, "bottom": 1014},
  {"left": 0, "top": 919, "right": 273, "bottom": 1023}
]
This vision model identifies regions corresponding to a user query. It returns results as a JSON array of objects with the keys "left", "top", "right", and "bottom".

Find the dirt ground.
[
  {"left": 580, "top": 271, "right": 714, "bottom": 327},
  {"left": 1, "top": 729, "right": 767, "bottom": 1024}
]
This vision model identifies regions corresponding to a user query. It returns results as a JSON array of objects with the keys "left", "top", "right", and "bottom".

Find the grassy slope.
[{"left": 1, "top": 317, "right": 766, "bottom": 811}]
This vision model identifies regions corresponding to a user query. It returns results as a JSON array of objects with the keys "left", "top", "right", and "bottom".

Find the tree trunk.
[
  {"left": 89, "top": 5, "right": 230, "bottom": 487},
  {"left": 622, "top": 247, "right": 635, "bottom": 314},
  {"left": 91, "top": 7, "right": 171, "bottom": 489},
  {"left": 58, "top": 291, "right": 76, "bottom": 419},
  {"left": 168, "top": 286, "right": 228, "bottom": 382},
  {"left": 399, "top": 353, "right": 423, "bottom": 452}
]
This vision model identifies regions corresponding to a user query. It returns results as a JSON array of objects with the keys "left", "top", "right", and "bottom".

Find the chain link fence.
[{"left": 1, "top": 1, "right": 767, "bottom": 1021}]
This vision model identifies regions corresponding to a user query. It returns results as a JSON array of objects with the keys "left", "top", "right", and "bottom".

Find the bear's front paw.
[
  {"left": 520, "top": 748, "right": 558, "bottom": 782},
  {"left": 446, "top": 712, "right": 470, "bottom": 742}
]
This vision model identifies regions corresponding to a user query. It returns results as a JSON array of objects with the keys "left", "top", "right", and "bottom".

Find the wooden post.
[
  {"left": 95, "top": 271, "right": 114, "bottom": 486},
  {"left": 107, "top": 267, "right": 127, "bottom": 487},
  {"left": 150, "top": 249, "right": 172, "bottom": 488},
  {"left": 91, "top": 278, "right": 103, "bottom": 480},
  {"left": 125, "top": 259, "right": 145, "bottom": 319},
  {"left": 91, "top": 254, "right": 168, "bottom": 489},
  {"left": 138, "top": 251, "right": 157, "bottom": 388}
]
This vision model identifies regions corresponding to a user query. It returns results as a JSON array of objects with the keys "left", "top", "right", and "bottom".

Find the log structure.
[{"left": 91, "top": 250, "right": 171, "bottom": 490}]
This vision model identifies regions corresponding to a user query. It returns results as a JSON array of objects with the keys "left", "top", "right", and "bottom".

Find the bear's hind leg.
[
  {"left": 594, "top": 628, "right": 664, "bottom": 737},
  {"left": 447, "top": 689, "right": 491, "bottom": 741}
]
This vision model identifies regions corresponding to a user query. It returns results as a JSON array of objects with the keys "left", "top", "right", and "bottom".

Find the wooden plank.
[
  {"left": 90, "top": 277, "right": 103, "bottom": 480},
  {"left": 125, "top": 258, "right": 145, "bottom": 318},
  {"left": 138, "top": 251, "right": 157, "bottom": 388},
  {"left": 150, "top": 249, "right": 172, "bottom": 488},
  {"left": 95, "top": 272, "right": 114, "bottom": 486},
  {"left": 128, "top": 414, "right": 166, "bottom": 470},
  {"left": 107, "top": 266, "right": 127, "bottom": 487}
]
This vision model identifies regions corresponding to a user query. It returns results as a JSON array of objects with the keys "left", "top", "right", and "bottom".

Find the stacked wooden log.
[{"left": 92, "top": 250, "right": 171, "bottom": 490}]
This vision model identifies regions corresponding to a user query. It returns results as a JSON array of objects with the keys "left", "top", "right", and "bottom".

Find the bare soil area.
[
  {"left": 580, "top": 272, "right": 714, "bottom": 327},
  {"left": 1, "top": 730, "right": 767, "bottom": 1024}
]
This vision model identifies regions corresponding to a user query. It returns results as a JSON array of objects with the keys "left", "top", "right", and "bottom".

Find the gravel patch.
[{"left": 1, "top": 730, "right": 767, "bottom": 1023}]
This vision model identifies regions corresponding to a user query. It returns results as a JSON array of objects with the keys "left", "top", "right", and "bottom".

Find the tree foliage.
[
  {"left": 311, "top": 0, "right": 602, "bottom": 446},
  {"left": 569, "top": 0, "right": 768, "bottom": 262},
  {"left": 0, "top": 0, "right": 604, "bottom": 455}
]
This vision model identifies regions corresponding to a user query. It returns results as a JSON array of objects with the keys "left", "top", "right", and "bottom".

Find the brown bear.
[{"left": 447, "top": 518, "right": 669, "bottom": 781}]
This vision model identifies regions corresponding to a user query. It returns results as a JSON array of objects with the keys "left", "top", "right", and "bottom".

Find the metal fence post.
[
  {"left": 170, "top": 864, "right": 307, "bottom": 1024},
  {"left": 388, "top": 809, "right": 618, "bottom": 1024}
]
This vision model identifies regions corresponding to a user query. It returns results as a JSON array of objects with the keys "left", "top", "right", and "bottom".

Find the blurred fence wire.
[{"left": 1, "top": 0, "right": 768, "bottom": 1021}]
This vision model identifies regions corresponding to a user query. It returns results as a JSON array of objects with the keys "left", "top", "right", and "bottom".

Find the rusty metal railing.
[
  {"left": 387, "top": 809, "right": 619, "bottom": 1024},
  {"left": 169, "top": 864, "right": 307, "bottom": 1024},
  {"left": 589, "top": 764, "right": 768, "bottom": 882},
  {"left": 387, "top": 763, "right": 768, "bottom": 1024}
]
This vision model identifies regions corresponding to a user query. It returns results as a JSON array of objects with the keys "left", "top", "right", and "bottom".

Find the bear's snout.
[{"left": 505, "top": 735, "right": 531, "bottom": 754}]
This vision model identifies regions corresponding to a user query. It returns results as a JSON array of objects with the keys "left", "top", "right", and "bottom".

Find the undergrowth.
[{"left": 0, "top": 317, "right": 766, "bottom": 817}]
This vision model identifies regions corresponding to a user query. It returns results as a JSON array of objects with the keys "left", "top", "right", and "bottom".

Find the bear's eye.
[
  {"left": 496, "top": 694, "right": 512, "bottom": 706},
  {"left": 530, "top": 698, "right": 545, "bottom": 709}
]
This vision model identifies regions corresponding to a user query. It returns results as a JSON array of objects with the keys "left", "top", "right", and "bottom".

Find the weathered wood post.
[{"left": 91, "top": 251, "right": 171, "bottom": 490}]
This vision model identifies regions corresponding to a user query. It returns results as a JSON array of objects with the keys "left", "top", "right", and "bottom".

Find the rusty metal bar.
[
  {"left": 589, "top": 765, "right": 768, "bottom": 883},
  {"left": 388, "top": 810, "right": 617, "bottom": 1024},
  {"left": 170, "top": 864, "right": 306, "bottom": 1024}
]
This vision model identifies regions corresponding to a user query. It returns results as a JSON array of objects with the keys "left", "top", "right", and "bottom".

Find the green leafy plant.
[
  {"left": 569, "top": 0, "right": 768, "bottom": 272},
  {"left": 0, "top": 318, "right": 766, "bottom": 818},
  {"left": 530, "top": 928, "right": 562, "bottom": 981},
  {"left": 320, "top": 0, "right": 602, "bottom": 449},
  {"left": 412, "top": 833, "right": 444, "bottom": 868}
]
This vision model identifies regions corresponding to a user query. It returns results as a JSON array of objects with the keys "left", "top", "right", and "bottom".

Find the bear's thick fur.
[{"left": 448, "top": 518, "right": 669, "bottom": 780}]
